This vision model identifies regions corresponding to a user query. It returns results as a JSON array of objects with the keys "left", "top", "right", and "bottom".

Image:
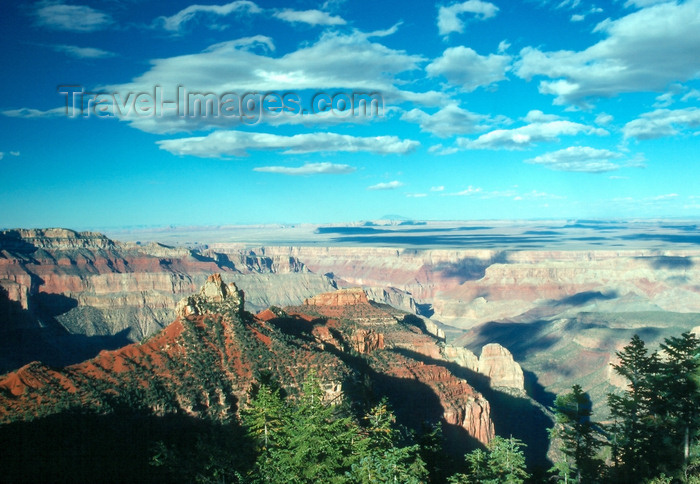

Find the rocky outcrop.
[
  {"left": 350, "top": 329, "right": 384, "bottom": 354},
  {"left": 175, "top": 274, "right": 244, "bottom": 318},
  {"left": 302, "top": 288, "right": 398, "bottom": 325},
  {"left": 364, "top": 286, "right": 417, "bottom": 313},
  {"left": 478, "top": 343, "right": 525, "bottom": 392},
  {"left": 0, "top": 280, "right": 29, "bottom": 311},
  {"left": 304, "top": 287, "right": 369, "bottom": 306},
  {"left": 441, "top": 345, "right": 480, "bottom": 371}
]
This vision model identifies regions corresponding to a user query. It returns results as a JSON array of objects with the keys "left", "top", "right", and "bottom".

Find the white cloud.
[
  {"left": 2, "top": 107, "right": 66, "bottom": 118},
  {"left": 273, "top": 9, "right": 346, "bottom": 26},
  {"left": 523, "top": 110, "right": 561, "bottom": 123},
  {"left": 35, "top": 1, "right": 113, "bottom": 32},
  {"left": 254, "top": 162, "right": 355, "bottom": 175},
  {"left": 52, "top": 45, "right": 116, "bottom": 59},
  {"left": 406, "top": 193, "right": 427, "bottom": 198},
  {"left": 623, "top": 107, "right": 700, "bottom": 140},
  {"left": 457, "top": 119, "right": 608, "bottom": 150},
  {"left": 427, "top": 144, "right": 459, "bottom": 155},
  {"left": 437, "top": 0, "right": 499, "bottom": 36},
  {"left": 444, "top": 186, "right": 482, "bottom": 196},
  {"left": 515, "top": 0, "right": 700, "bottom": 105},
  {"left": 156, "top": 1, "right": 261, "bottom": 32},
  {"left": 102, "top": 30, "right": 431, "bottom": 133},
  {"left": 400, "top": 104, "right": 491, "bottom": 137},
  {"left": 430, "top": 186, "right": 445, "bottom": 192},
  {"left": 498, "top": 40, "right": 511, "bottom": 53},
  {"left": 595, "top": 112, "right": 613, "bottom": 125},
  {"left": 426, "top": 46, "right": 511, "bottom": 91},
  {"left": 525, "top": 146, "right": 625, "bottom": 173},
  {"left": 0, "top": 151, "right": 21, "bottom": 160},
  {"left": 649, "top": 193, "right": 678, "bottom": 201},
  {"left": 682, "top": 89, "right": 700, "bottom": 102},
  {"left": 571, "top": 14, "right": 585, "bottom": 22},
  {"left": 157, "top": 131, "right": 419, "bottom": 157},
  {"left": 367, "top": 180, "right": 404, "bottom": 190}
]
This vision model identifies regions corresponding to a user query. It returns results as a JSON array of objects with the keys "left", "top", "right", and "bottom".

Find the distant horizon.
[{"left": 6, "top": 219, "right": 698, "bottom": 251}]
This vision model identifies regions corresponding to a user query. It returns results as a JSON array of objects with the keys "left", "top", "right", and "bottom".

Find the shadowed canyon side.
[
  {"left": 0, "top": 229, "right": 337, "bottom": 371},
  {"left": 0, "top": 275, "right": 538, "bottom": 452},
  {"left": 224, "top": 245, "right": 700, "bottom": 412}
]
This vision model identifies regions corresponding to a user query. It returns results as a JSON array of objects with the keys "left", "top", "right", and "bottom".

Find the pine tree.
[
  {"left": 450, "top": 436, "right": 529, "bottom": 483},
  {"left": 486, "top": 436, "right": 530, "bottom": 483},
  {"left": 550, "top": 385, "right": 602, "bottom": 483},
  {"left": 658, "top": 332, "right": 700, "bottom": 475},
  {"left": 272, "top": 371, "right": 359, "bottom": 484},
  {"left": 346, "top": 399, "right": 428, "bottom": 484},
  {"left": 607, "top": 334, "right": 661, "bottom": 482}
]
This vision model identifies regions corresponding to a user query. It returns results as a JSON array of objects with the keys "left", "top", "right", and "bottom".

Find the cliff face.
[
  {"left": 477, "top": 343, "right": 525, "bottom": 392},
  {"left": 0, "top": 277, "right": 497, "bottom": 448},
  {"left": 0, "top": 229, "right": 335, "bottom": 371},
  {"left": 242, "top": 246, "right": 700, "bottom": 328}
]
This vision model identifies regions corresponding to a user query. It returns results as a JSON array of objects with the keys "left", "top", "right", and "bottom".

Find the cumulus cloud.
[
  {"left": 457, "top": 119, "right": 608, "bottom": 150},
  {"left": 515, "top": 0, "right": 700, "bottom": 105},
  {"left": 156, "top": 1, "right": 261, "bottom": 32},
  {"left": 367, "top": 180, "right": 404, "bottom": 190},
  {"left": 525, "top": 146, "right": 625, "bottom": 173},
  {"left": 400, "top": 104, "right": 491, "bottom": 137},
  {"left": 157, "top": 131, "right": 419, "bottom": 157},
  {"left": 101, "top": 30, "right": 431, "bottom": 133},
  {"left": 437, "top": 0, "right": 499, "bottom": 36},
  {"left": 34, "top": 1, "right": 113, "bottom": 32},
  {"left": 273, "top": 9, "right": 346, "bottom": 26},
  {"left": 623, "top": 107, "right": 700, "bottom": 140},
  {"left": 254, "top": 162, "right": 355, "bottom": 175},
  {"left": 426, "top": 46, "right": 511, "bottom": 91},
  {"left": 52, "top": 45, "right": 116, "bottom": 59}
]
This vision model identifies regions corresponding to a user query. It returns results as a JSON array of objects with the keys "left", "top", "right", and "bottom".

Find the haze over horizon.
[{"left": 1, "top": 0, "right": 699, "bottom": 229}]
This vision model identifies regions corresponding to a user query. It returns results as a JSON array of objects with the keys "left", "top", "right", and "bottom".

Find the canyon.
[
  {"left": 0, "top": 275, "right": 536, "bottom": 457},
  {"left": 1, "top": 226, "right": 699, "bottom": 417}
]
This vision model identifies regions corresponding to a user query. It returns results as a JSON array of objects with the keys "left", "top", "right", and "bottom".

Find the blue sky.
[{"left": 1, "top": 0, "right": 699, "bottom": 229}]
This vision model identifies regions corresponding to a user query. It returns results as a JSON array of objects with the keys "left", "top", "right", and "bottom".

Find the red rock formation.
[
  {"left": 350, "top": 329, "right": 384, "bottom": 354},
  {"left": 478, "top": 343, "right": 525, "bottom": 392},
  {"left": 304, "top": 287, "right": 369, "bottom": 306}
]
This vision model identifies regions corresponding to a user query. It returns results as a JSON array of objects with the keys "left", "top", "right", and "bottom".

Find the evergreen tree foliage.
[
  {"left": 549, "top": 384, "right": 602, "bottom": 483},
  {"left": 449, "top": 436, "right": 529, "bottom": 483},
  {"left": 657, "top": 331, "right": 700, "bottom": 474},
  {"left": 607, "top": 334, "right": 661, "bottom": 482},
  {"left": 346, "top": 398, "right": 429, "bottom": 484}
]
